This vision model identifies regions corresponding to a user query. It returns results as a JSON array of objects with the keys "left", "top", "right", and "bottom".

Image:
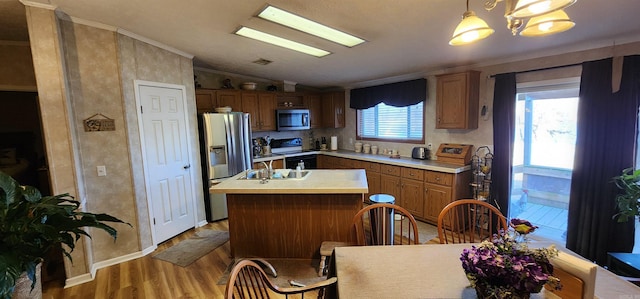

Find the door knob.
[{"left": 183, "top": 164, "right": 191, "bottom": 169}]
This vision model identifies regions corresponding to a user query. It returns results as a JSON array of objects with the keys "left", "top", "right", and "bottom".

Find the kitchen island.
[{"left": 210, "top": 169, "right": 368, "bottom": 259}]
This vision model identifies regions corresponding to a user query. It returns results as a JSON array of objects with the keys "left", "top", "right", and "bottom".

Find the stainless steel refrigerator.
[{"left": 199, "top": 112, "right": 253, "bottom": 222}]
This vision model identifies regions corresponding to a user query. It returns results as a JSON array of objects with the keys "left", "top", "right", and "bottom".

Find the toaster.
[{"left": 412, "top": 147, "right": 429, "bottom": 160}]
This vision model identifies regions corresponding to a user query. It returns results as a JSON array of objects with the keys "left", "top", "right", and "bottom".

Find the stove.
[{"left": 270, "top": 138, "right": 303, "bottom": 154}]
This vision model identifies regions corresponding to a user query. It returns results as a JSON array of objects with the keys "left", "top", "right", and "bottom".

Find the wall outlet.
[
  {"left": 349, "top": 138, "right": 353, "bottom": 145},
  {"left": 97, "top": 165, "right": 107, "bottom": 177},
  {"left": 427, "top": 143, "right": 433, "bottom": 150}
]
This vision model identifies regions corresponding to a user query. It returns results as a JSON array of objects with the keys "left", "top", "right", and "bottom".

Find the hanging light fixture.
[
  {"left": 450, "top": 0, "right": 577, "bottom": 45},
  {"left": 510, "top": 0, "right": 577, "bottom": 18},
  {"left": 449, "top": 0, "right": 495, "bottom": 46},
  {"left": 519, "top": 9, "right": 575, "bottom": 36}
]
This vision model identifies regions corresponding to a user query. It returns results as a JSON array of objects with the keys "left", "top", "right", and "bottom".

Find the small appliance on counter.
[{"left": 412, "top": 146, "right": 430, "bottom": 160}]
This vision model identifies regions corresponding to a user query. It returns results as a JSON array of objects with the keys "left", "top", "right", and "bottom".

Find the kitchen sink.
[{"left": 239, "top": 169, "right": 310, "bottom": 180}]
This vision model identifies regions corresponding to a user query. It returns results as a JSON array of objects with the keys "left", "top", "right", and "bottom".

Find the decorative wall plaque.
[{"left": 83, "top": 113, "right": 115, "bottom": 132}]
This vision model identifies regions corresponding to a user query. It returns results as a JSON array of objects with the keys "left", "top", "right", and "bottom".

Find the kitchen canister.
[
  {"left": 371, "top": 145, "right": 378, "bottom": 155},
  {"left": 354, "top": 142, "right": 363, "bottom": 153},
  {"left": 331, "top": 136, "right": 338, "bottom": 151},
  {"left": 363, "top": 144, "right": 371, "bottom": 154}
]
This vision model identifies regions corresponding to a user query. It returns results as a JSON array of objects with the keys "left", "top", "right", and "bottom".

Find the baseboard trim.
[
  {"left": 64, "top": 245, "right": 157, "bottom": 288},
  {"left": 198, "top": 220, "right": 208, "bottom": 227}
]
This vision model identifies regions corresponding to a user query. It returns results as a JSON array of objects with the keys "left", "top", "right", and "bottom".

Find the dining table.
[{"left": 330, "top": 242, "right": 640, "bottom": 299}]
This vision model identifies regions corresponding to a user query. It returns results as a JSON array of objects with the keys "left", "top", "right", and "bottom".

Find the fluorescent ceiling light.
[
  {"left": 235, "top": 27, "right": 331, "bottom": 57},
  {"left": 258, "top": 5, "right": 365, "bottom": 47}
]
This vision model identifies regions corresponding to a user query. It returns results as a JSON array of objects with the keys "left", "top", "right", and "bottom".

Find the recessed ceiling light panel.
[
  {"left": 258, "top": 5, "right": 365, "bottom": 47},
  {"left": 235, "top": 26, "right": 331, "bottom": 57}
]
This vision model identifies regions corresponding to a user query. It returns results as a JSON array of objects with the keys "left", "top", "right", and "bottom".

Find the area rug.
[
  {"left": 217, "top": 258, "right": 327, "bottom": 287},
  {"left": 153, "top": 229, "right": 229, "bottom": 267}
]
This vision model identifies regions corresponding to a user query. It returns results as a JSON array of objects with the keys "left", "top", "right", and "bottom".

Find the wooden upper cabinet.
[
  {"left": 242, "top": 92, "right": 276, "bottom": 131},
  {"left": 195, "top": 89, "right": 216, "bottom": 113},
  {"left": 216, "top": 90, "right": 242, "bottom": 113},
  {"left": 321, "top": 91, "right": 345, "bottom": 128},
  {"left": 436, "top": 70, "right": 480, "bottom": 129},
  {"left": 304, "top": 93, "right": 323, "bottom": 128},
  {"left": 258, "top": 93, "right": 277, "bottom": 131}
]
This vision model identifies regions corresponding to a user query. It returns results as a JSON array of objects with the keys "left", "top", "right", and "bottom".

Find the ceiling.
[{"left": 2, "top": 0, "right": 640, "bottom": 89}]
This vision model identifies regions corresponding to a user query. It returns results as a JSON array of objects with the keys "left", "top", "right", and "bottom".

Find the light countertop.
[
  {"left": 210, "top": 169, "right": 368, "bottom": 194},
  {"left": 254, "top": 150, "right": 470, "bottom": 173}
]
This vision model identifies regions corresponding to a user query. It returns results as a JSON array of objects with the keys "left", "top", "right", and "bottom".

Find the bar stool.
[{"left": 368, "top": 194, "right": 395, "bottom": 245}]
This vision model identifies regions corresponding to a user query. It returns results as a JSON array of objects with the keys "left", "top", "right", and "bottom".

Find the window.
[
  {"left": 509, "top": 78, "right": 580, "bottom": 245},
  {"left": 356, "top": 102, "right": 424, "bottom": 141}
]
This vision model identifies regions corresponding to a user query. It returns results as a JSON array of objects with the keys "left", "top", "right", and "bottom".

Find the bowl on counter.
[
  {"left": 241, "top": 82, "right": 257, "bottom": 90},
  {"left": 215, "top": 106, "right": 232, "bottom": 113}
]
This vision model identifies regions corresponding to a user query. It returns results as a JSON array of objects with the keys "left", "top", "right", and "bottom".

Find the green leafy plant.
[
  {"left": 612, "top": 167, "right": 640, "bottom": 223},
  {"left": 0, "top": 171, "right": 130, "bottom": 298}
]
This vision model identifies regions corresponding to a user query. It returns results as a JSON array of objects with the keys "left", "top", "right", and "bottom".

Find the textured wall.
[
  {"left": 58, "top": 19, "right": 139, "bottom": 263},
  {"left": 118, "top": 34, "right": 201, "bottom": 250},
  {"left": 25, "top": 6, "right": 200, "bottom": 281},
  {"left": 25, "top": 6, "right": 89, "bottom": 278}
]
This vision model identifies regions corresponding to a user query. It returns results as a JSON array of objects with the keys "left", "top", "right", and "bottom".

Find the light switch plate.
[{"left": 97, "top": 165, "right": 107, "bottom": 176}]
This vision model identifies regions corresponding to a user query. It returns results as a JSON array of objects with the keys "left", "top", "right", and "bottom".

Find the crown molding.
[
  {"left": 19, "top": 0, "right": 56, "bottom": 10},
  {"left": 117, "top": 29, "right": 194, "bottom": 59}
]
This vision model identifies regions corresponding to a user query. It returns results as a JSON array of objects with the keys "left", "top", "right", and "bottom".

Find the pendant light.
[
  {"left": 449, "top": 0, "right": 494, "bottom": 46},
  {"left": 520, "top": 9, "right": 575, "bottom": 36},
  {"left": 510, "top": 0, "right": 576, "bottom": 18}
]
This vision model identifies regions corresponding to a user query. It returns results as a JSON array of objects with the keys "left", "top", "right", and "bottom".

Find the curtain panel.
[
  {"left": 491, "top": 73, "right": 517, "bottom": 216},
  {"left": 349, "top": 78, "right": 427, "bottom": 109},
  {"left": 567, "top": 55, "right": 640, "bottom": 265}
]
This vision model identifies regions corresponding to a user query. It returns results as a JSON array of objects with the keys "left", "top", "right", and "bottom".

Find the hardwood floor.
[{"left": 43, "top": 220, "right": 235, "bottom": 299}]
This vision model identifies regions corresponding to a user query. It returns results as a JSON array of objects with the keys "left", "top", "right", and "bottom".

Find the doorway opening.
[{"left": 509, "top": 79, "right": 580, "bottom": 245}]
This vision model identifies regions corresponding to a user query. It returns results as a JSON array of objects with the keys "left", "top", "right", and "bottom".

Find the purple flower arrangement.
[{"left": 460, "top": 219, "right": 560, "bottom": 298}]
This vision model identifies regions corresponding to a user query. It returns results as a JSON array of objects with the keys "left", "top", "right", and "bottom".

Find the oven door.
[{"left": 277, "top": 109, "right": 310, "bottom": 131}]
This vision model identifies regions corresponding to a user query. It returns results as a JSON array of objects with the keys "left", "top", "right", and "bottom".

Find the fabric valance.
[{"left": 349, "top": 78, "right": 427, "bottom": 109}]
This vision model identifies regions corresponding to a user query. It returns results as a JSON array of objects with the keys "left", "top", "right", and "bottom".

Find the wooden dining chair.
[
  {"left": 225, "top": 259, "right": 337, "bottom": 299},
  {"left": 352, "top": 203, "right": 420, "bottom": 246},
  {"left": 436, "top": 199, "right": 508, "bottom": 244},
  {"left": 317, "top": 203, "right": 420, "bottom": 276}
]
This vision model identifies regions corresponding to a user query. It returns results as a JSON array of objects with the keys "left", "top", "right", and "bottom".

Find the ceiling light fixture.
[
  {"left": 449, "top": 0, "right": 495, "bottom": 46},
  {"left": 258, "top": 5, "right": 365, "bottom": 47},
  {"left": 449, "top": 0, "right": 577, "bottom": 46},
  {"left": 235, "top": 26, "right": 331, "bottom": 57},
  {"left": 519, "top": 9, "right": 575, "bottom": 36}
]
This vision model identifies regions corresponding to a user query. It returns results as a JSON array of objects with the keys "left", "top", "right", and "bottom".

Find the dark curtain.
[
  {"left": 567, "top": 55, "right": 640, "bottom": 265},
  {"left": 490, "top": 73, "right": 517, "bottom": 216},
  {"left": 350, "top": 78, "right": 427, "bottom": 109}
]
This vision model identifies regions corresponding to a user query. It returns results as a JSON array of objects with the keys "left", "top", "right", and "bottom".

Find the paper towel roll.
[{"left": 330, "top": 136, "right": 338, "bottom": 150}]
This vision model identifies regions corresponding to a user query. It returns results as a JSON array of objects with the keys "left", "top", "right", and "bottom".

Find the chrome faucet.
[{"left": 261, "top": 160, "right": 273, "bottom": 178}]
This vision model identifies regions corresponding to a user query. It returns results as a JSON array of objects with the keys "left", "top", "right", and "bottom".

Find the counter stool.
[{"left": 368, "top": 194, "right": 396, "bottom": 245}]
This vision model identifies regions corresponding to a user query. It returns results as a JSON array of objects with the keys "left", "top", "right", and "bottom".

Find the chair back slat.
[
  {"left": 225, "top": 259, "right": 338, "bottom": 299},
  {"left": 437, "top": 199, "right": 507, "bottom": 244},
  {"left": 352, "top": 203, "right": 420, "bottom": 246}
]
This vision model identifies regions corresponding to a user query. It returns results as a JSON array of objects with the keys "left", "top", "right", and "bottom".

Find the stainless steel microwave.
[{"left": 276, "top": 109, "right": 310, "bottom": 131}]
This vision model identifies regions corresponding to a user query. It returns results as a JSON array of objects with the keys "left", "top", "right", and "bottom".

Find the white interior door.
[{"left": 137, "top": 82, "right": 195, "bottom": 243}]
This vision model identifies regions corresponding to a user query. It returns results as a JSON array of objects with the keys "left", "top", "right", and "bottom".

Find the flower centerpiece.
[{"left": 460, "top": 219, "right": 560, "bottom": 299}]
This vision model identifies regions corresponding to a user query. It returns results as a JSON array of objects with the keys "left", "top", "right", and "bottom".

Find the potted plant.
[
  {"left": 0, "top": 171, "right": 130, "bottom": 299},
  {"left": 612, "top": 167, "right": 640, "bottom": 222},
  {"left": 460, "top": 219, "right": 560, "bottom": 298}
]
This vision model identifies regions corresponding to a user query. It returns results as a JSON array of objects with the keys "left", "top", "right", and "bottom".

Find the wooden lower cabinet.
[
  {"left": 401, "top": 178, "right": 424, "bottom": 218},
  {"left": 315, "top": 155, "right": 470, "bottom": 224},
  {"left": 423, "top": 183, "right": 453, "bottom": 223},
  {"left": 380, "top": 173, "right": 401, "bottom": 205},
  {"left": 253, "top": 159, "right": 283, "bottom": 170},
  {"left": 365, "top": 171, "right": 381, "bottom": 203}
]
